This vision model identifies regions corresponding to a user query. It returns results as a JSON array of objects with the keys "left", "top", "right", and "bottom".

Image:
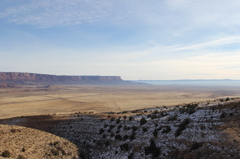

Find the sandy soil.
[
  {"left": 0, "top": 84, "right": 240, "bottom": 119},
  {"left": 0, "top": 124, "right": 79, "bottom": 159}
]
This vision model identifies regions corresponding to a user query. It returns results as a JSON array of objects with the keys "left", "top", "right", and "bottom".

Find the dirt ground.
[{"left": 1, "top": 84, "right": 240, "bottom": 119}]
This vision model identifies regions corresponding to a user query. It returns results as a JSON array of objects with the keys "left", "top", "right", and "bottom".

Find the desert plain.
[{"left": 1, "top": 84, "right": 240, "bottom": 119}]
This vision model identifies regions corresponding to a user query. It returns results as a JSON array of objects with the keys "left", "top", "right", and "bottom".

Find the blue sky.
[{"left": 1, "top": 0, "right": 240, "bottom": 80}]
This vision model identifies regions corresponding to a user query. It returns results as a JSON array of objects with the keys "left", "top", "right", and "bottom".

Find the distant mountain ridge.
[{"left": 0, "top": 72, "right": 124, "bottom": 85}]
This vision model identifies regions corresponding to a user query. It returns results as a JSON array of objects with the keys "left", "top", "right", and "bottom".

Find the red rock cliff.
[{"left": 0, "top": 72, "right": 123, "bottom": 84}]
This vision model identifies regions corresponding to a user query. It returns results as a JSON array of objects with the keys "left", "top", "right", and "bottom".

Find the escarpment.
[{"left": 0, "top": 72, "right": 123, "bottom": 84}]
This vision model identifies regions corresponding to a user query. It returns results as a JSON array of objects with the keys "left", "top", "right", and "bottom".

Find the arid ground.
[{"left": 1, "top": 84, "right": 240, "bottom": 119}]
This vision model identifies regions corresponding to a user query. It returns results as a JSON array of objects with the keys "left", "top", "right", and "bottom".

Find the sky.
[{"left": 1, "top": 0, "right": 240, "bottom": 80}]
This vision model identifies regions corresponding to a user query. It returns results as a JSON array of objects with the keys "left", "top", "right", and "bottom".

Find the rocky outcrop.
[{"left": 0, "top": 72, "right": 123, "bottom": 84}]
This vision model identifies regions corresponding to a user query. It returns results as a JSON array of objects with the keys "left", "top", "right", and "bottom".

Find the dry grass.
[
  {"left": 0, "top": 84, "right": 240, "bottom": 119},
  {"left": 0, "top": 124, "right": 79, "bottom": 159}
]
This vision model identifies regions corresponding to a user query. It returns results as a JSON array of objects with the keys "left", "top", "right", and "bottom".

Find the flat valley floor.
[{"left": 1, "top": 84, "right": 240, "bottom": 119}]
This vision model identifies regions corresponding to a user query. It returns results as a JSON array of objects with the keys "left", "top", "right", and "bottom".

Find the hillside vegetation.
[{"left": 1, "top": 98, "right": 240, "bottom": 158}]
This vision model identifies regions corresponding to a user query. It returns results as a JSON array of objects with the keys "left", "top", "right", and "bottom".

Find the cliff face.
[{"left": 0, "top": 72, "right": 123, "bottom": 84}]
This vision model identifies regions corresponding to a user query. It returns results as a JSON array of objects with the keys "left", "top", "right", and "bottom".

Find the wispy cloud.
[
  {"left": 171, "top": 36, "right": 240, "bottom": 51},
  {"left": 2, "top": 0, "right": 240, "bottom": 79},
  {"left": 0, "top": 0, "right": 130, "bottom": 28}
]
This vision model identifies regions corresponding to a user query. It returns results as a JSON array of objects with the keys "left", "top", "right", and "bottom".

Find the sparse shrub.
[
  {"left": 130, "top": 132, "right": 136, "bottom": 141},
  {"left": 2, "top": 150, "right": 10, "bottom": 157},
  {"left": 179, "top": 104, "right": 198, "bottom": 114},
  {"left": 131, "top": 110, "right": 137, "bottom": 113},
  {"left": 199, "top": 125, "right": 205, "bottom": 130},
  {"left": 104, "top": 124, "right": 109, "bottom": 128},
  {"left": 120, "top": 143, "right": 129, "bottom": 151},
  {"left": 168, "top": 115, "right": 178, "bottom": 121},
  {"left": 142, "top": 127, "right": 148, "bottom": 132},
  {"left": 175, "top": 118, "right": 190, "bottom": 137},
  {"left": 22, "top": 148, "right": 25, "bottom": 152},
  {"left": 140, "top": 117, "right": 147, "bottom": 125},
  {"left": 105, "top": 140, "right": 110, "bottom": 146},
  {"left": 226, "top": 97, "right": 230, "bottom": 101},
  {"left": 17, "top": 155, "right": 26, "bottom": 159},
  {"left": 190, "top": 142, "right": 202, "bottom": 151},
  {"left": 99, "top": 128, "right": 104, "bottom": 134},
  {"left": 145, "top": 139, "right": 161, "bottom": 157},
  {"left": 53, "top": 141, "right": 59, "bottom": 146},
  {"left": 110, "top": 117, "right": 116, "bottom": 122},
  {"left": 219, "top": 99, "right": 224, "bottom": 102},
  {"left": 11, "top": 129, "right": 19, "bottom": 133},
  {"left": 124, "top": 125, "right": 131, "bottom": 131},
  {"left": 153, "top": 129, "right": 158, "bottom": 137},
  {"left": 110, "top": 133, "right": 115, "bottom": 137},
  {"left": 161, "top": 112, "right": 168, "bottom": 117},
  {"left": 117, "top": 125, "right": 122, "bottom": 129},
  {"left": 128, "top": 153, "right": 134, "bottom": 159},
  {"left": 157, "top": 126, "right": 162, "bottom": 131},
  {"left": 150, "top": 114, "right": 157, "bottom": 120},
  {"left": 220, "top": 112, "right": 226, "bottom": 118},
  {"left": 61, "top": 149, "right": 67, "bottom": 155},
  {"left": 129, "top": 116, "right": 133, "bottom": 121},
  {"left": 109, "top": 125, "right": 116, "bottom": 129},
  {"left": 123, "top": 135, "right": 129, "bottom": 141},
  {"left": 132, "top": 126, "right": 138, "bottom": 131},
  {"left": 51, "top": 149, "right": 59, "bottom": 156},
  {"left": 115, "top": 134, "right": 122, "bottom": 140},
  {"left": 162, "top": 126, "right": 171, "bottom": 134},
  {"left": 103, "top": 134, "right": 106, "bottom": 138},
  {"left": 116, "top": 118, "right": 121, "bottom": 124}
]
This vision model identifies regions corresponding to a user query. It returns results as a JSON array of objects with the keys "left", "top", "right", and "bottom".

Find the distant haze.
[{"left": 134, "top": 80, "right": 240, "bottom": 87}]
